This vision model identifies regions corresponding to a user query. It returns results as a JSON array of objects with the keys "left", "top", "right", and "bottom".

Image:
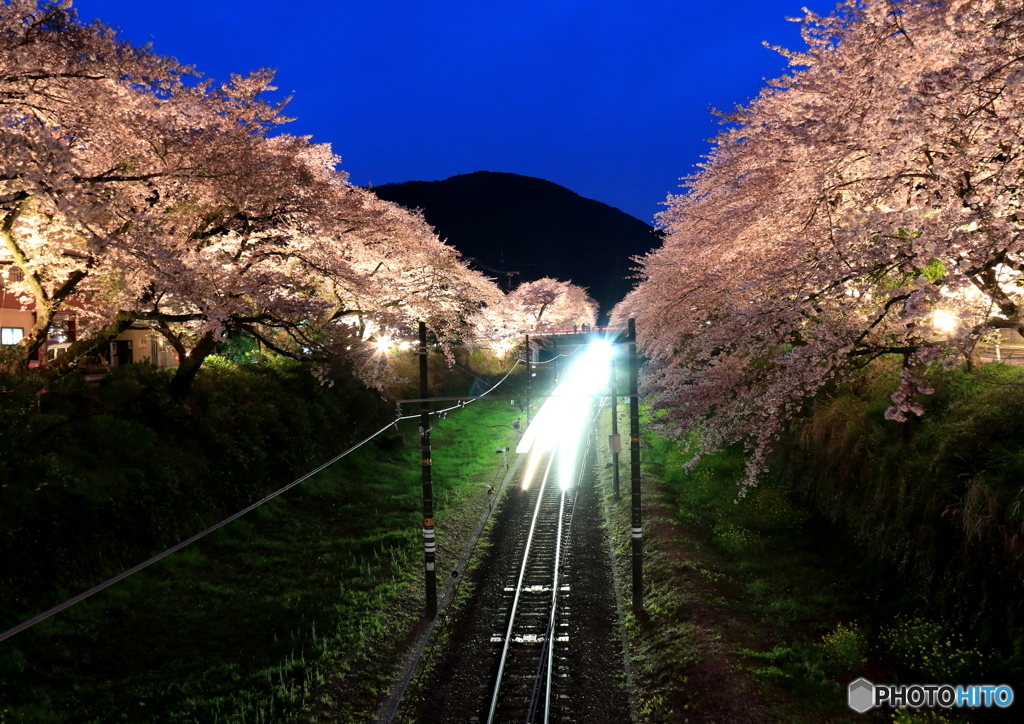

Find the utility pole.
[
  {"left": 553, "top": 335, "right": 559, "bottom": 385},
  {"left": 525, "top": 334, "right": 531, "bottom": 428},
  {"left": 628, "top": 318, "right": 643, "bottom": 614},
  {"left": 611, "top": 352, "right": 620, "bottom": 500},
  {"left": 419, "top": 321, "right": 437, "bottom": 617}
]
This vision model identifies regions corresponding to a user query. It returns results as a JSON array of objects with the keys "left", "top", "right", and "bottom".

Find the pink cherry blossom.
[{"left": 626, "top": 0, "right": 1024, "bottom": 488}]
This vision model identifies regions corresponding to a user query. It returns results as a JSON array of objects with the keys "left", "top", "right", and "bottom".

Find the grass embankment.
[
  {"left": 606, "top": 433, "right": 887, "bottom": 724},
  {"left": 777, "top": 359, "right": 1024, "bottom": 680},
  {"left": 0, "top": 356, "right": 390, "bottom": 619},
  {"left": 600, "top": 359, "right": 1023, "bottom": 723},
  {"left": 0, "top": 374, "right": 522, "bottom": 723}
]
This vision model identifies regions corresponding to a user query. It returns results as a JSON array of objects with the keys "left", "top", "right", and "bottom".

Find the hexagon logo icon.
[{"left": 848, "top": 678, "right": 874, "bottom": 713}]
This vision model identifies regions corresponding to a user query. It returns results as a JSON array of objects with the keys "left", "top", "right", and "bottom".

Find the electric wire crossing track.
[{"left": 483, "top": 410, "right": 599, "bottom": 724}]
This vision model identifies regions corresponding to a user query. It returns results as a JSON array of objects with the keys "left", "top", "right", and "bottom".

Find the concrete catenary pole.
[
  {"left": 611, "top": 351, "right": 621, "bottom": 500},
  {"left": 525, "top": 333, "right": 531, "bottom": 428},
  {"left": 628, "top": 318, "right": 643, "bottom": 614},
  {"left": 552, "top": 334, "right": 559, "bottom": 385},
  {"left": 419, "top": 321, "right": 437, "bottom": 617}
]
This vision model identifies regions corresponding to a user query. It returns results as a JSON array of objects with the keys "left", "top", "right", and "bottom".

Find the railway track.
[{"left": 484, "top": 411, "right": 598, "bottom": 724}]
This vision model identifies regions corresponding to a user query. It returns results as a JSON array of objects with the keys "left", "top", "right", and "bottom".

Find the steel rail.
[
  {"left": 540, "top": 406, "right": 600, "bottom": 723},
  {"left": 543, "top": 490, "right": 567, "bottom": 724},
  {"left": 486, "top": 451, "right": 557, "bottom": 724},
  {"left": 491, "top": 404, "right": 602, "bottom": 724},
  {"left": 525, "top": 487, "right": 567, "bottom": 724},
  {"left": 376, "top": 450, "right": 525, "bottom": 724},
  {"left": 547, "top": 409, "right": 598, "bottom": 722}
]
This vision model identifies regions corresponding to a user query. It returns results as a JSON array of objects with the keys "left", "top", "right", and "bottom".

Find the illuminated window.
[
  {"left": 1, "top": 327, "right": 24, "bottom": 345},
  {"left": 48, "top": 318, "right": 73, "bottom": 343},
  {"left": 1, "top": 266, "right": 24, "bottom": 288}
]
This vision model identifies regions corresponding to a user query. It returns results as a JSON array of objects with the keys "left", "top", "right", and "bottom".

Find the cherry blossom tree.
[
  {"left": 510, "top": 277, "right": 597, "bottom": 330},
  {"left": 78, "top": 124, "right": 499, "bottom": 394},
  {"left": 471, "top": 277, "right": 598, "bottom": 349},
  {"left": 628, "top": 0, "right": 1024, "bottom": 490},
  {"left": 0, "top": 1, "right": 502, "bottom": 395},
  {"left": 0, "top": 0, "right": 199, "bottom": 364}
]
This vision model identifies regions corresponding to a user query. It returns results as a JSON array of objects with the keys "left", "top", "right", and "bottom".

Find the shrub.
[
  {"left": 881, "top": 617, "right": 984, "bottom": 682},
  {"left": 890, "top": 707, "right": 953, "bottom": 723},
  {"left": 820, "top": 622, "right": 867, "bottom": 672},
  {"left": 772, "top": 358, "right": 1024, "bottom": 680}
]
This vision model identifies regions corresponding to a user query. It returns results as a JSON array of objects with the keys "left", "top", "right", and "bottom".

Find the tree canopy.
[
  {"left": 472, "top": 277, "right": 598, "bottom": 347},
  {"left": 0, "top": 0, "right": 502, "bottom": 393},
  {"left": 624, "top": 0, "right": 1024, "bottom": 490}
]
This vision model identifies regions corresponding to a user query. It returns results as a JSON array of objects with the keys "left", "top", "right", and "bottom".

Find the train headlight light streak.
[
  {"left": 520, "top": 449, "right": 544, "bottom": 491},
  {"left": 515, "top": 341, "right": 613, "bottom": 489}
]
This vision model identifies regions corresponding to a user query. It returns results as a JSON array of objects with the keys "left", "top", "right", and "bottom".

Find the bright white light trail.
[{"left": 516, "top": 340, "right": 614, "bottom": 489}]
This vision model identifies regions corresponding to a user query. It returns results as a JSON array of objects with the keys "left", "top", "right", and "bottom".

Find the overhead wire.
[
  {"left": 528, "top": 353, "right": 571, "bottom": 365},
  {"left": 0, "top": 355, "right": 524, "bottom": 643},
  {"left": 417, "top": 358, "right": 523, "bottom": 418}
]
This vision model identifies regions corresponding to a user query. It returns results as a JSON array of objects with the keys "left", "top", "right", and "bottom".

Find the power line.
[{"left": 0, "top": 359, "right": 523, "bottom": 644}]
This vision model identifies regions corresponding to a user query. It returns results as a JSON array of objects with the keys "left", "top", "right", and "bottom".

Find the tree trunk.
[
  {"left": 965, "top": 348, "right": 983, "bottom": 372},
  {"left": 3, "top": 197, "right": 91, "bottom": 368},
  {"left": 168, "top": 331, "right": 218, "bottom": 399}
]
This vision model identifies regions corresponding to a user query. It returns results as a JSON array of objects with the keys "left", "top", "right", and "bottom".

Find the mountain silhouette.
[{"left": 371, "top": 171, "right": 662, "bottom": 319}]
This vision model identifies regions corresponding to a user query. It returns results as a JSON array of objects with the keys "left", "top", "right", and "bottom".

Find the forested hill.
[{"left": 371, "top": 171, "right": 663, "bottom": 318}]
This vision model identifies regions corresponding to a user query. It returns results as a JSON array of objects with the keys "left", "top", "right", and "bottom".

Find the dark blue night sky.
[{"left": 72, "top": 0, "right": 823, "bottom": 223}]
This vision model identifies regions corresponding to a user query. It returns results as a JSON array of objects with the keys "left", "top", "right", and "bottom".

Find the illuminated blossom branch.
[
  {"left": 0, "top": 1, "right": 502, "bottom": 394},
  {"left": 473, "top": 277, "right": 598, "bottom": 347},
  {"left": 626, "top": 0, "right": 1024, "bottom": 490}
]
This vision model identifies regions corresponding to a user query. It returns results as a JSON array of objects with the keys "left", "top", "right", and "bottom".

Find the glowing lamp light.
[
  {"left": 932, "top": 309, "right": 958, "bottom": 335},
  {"left": 492, "top": 339, "right": 514, "bottom": 357}
]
